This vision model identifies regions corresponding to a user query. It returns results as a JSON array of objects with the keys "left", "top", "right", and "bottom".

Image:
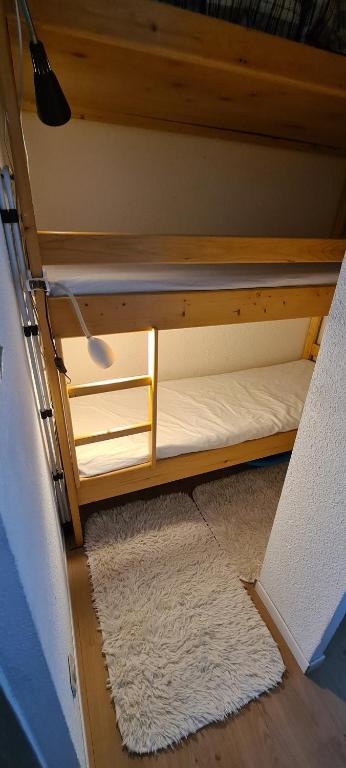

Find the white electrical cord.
[
  {"left": 52, "top": 282, "right": 91, "bottom": 338},
  {"left": 17, "top": 0, "right": 38, "bottom": 44},
  {"left": 52, "top": 282, "right": 115, "bottom": 368}
]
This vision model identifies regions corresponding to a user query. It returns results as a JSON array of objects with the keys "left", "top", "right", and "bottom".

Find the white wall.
[
  {"left": 22, "top": 113, "right": 344, "bottom": 236},
  {"left": 257, "top": 257, "right": 346, "bottom": 669},
  {"left": 0, "top": 216, "right": 85, "bottom": 763},
  {"left": 61, "top": 320, "right": 308, "bottom": 384},
  {"left": 22, "top": 113, "right": 345, "bottom": 382}
]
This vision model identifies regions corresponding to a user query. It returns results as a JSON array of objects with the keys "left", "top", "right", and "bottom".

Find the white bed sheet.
[
  {"left": 47, "top": 263, "right": 339, "bottom": 296},
  {"left": 71, "top": 359, "right": 314, "bottom": 477}
]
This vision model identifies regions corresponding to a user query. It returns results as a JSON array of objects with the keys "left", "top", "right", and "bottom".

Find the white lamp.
[
  {"left": 52, "top": 282, "right": 115, "bottom": 369},
  {"left": 87, "top": 336, "right": 114, "bottom": 369}
]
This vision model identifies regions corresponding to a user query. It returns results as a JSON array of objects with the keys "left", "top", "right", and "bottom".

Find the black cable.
[{"left": 43, "top": 291, "right": 71, "bottom": 381}]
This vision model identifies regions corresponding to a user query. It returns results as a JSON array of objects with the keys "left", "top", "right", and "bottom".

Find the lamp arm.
[
  {"left": 15, "top": 0, "right": 71, "bottom": 126},
  {"left": 52, "top": 282, "right": 91, "bottom": 339},
  {"left": 17, "top": 0, "right": 37, "bottom": 43}
]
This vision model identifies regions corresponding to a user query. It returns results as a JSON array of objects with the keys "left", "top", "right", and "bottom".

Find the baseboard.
[
  {"left": 255, "top": 581, "right": 315, "bottom": 673},
  {"left": 306, "top": 654, "right": 326, "bottom": 673}
]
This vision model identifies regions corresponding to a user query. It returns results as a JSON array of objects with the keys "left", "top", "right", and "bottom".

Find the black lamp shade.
[{"left": 29, "top": 40, "right": 71, "bottom": 127}]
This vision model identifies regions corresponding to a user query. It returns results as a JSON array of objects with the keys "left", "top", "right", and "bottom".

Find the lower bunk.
[{"left": 71, "top": 358, "right": 314, "bottom": 505}]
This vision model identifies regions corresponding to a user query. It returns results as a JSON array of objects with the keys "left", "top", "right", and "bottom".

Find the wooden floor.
[{"left": 67, "top": 548, "right": 346, "bottom": 768}]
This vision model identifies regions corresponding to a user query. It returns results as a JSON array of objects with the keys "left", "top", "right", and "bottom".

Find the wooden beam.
[
  {"left": 8, "top": 0, "right": 344, "bottom": 89},
  {"left": 39, "top": 233, "right": 346, "bottom": 265},
  {"left": 48, "top": 285, "right": 335, "bottom": 337},
  {"left": 68, "top": 375, "right": 151, "bottom": 399},
  {"left": 75, "top": 422, "right": 151, "bottom": 448},
  {"left": 78, "top": 429, "right": 297, "bottom": 505},
  {"left": 8, "top": 0, "right": 346, "bottom": 152},
  {"left": 311, "top": 343, "right": 320, "bottom": 358}
]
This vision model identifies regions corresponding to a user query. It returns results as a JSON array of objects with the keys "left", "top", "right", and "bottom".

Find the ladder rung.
[
  {"left": 74, "top": 421, "right": 151, "bottom": 447},
  {"left": 68, "top": 375, "right": 151, "bottom": 398}
]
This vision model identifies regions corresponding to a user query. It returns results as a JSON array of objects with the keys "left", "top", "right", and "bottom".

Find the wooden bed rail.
[
  {"left": 39, "top": 234, "right": 345, "bottom": 265},
  {"left": 49, "top": 285, "right": 335, "bottom": 338},
  {"left": 77, "top": 430, "right": 297, "bottom": 505}
]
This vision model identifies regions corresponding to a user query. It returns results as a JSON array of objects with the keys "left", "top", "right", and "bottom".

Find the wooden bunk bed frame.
[
  {"left": 31, "top": 253, "right": 344, "bottom": 546},
  {"left": 1, "top": 2, "right": 345, "bottom": 546}
]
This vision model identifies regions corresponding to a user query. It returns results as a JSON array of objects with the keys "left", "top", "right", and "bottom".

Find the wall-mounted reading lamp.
[
  {"left": 12, "top": 4, "right": 112, "bottom": 369},
  {"left": 14, "top": 6, "right": 113, "bottom": 369},
  {"left": 17, "top": 0, "right": 71, "bottom": 126}
]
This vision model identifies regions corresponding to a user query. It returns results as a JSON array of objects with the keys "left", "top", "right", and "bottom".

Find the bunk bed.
[
  {"left": 1, "top": 1, "right": 345, "bottom": 546},
  {"left": 44, "top": 237, "right": 341, "bottom": 522}
]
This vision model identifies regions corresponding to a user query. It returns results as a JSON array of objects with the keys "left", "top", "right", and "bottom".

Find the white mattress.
[
  {"left": 47, "top": 263, "right": 339, "bottom": 295},
  {"left": 71, "top": 359, "right": 314, "bottom": 477}
]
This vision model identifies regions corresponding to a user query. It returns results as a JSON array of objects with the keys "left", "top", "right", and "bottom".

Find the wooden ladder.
[{"left": 62, "top": 328, "right": 159, "bottom": 473}]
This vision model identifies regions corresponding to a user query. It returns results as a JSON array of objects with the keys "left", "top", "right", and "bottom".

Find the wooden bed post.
[
  {"left": 148, "top": 328, "right": 159, "bottom": 467},
  {"left": 36, "top": 305, "right": 83, "bottom": 545},
  {"left": 0, "top": 4, "right": 83, "bottom": 545},
  {"left": 55, "top": 339, "right": 81, "bottom": 489},
  {"left": 301, "top": 316, "right": 322, "bottom": 360},
  {"left": 302, "top": 178, "right": 346, "bottom": 361}
]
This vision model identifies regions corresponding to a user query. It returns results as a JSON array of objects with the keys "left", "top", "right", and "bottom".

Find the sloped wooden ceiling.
[{"left": 8, "top": 0, "right": 346, "bottom": 153}]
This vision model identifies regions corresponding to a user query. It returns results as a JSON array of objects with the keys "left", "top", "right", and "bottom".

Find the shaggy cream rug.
[
  {"left": 85, "top": 493, "right": 284, "bottom": 754},
  {"left": 193, "top": 463, "right": 288, "bottom": 583}
]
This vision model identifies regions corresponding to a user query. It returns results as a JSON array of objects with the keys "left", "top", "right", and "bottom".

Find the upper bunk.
[
  {"left": 1, "top": 3, "right": 345, "bottom": 340},
  {"left": 41, "top": 235, "right": 344, "bottom": 337},
  {"left": 8, "top": 0, "right": 346, "bottom": 154}
]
